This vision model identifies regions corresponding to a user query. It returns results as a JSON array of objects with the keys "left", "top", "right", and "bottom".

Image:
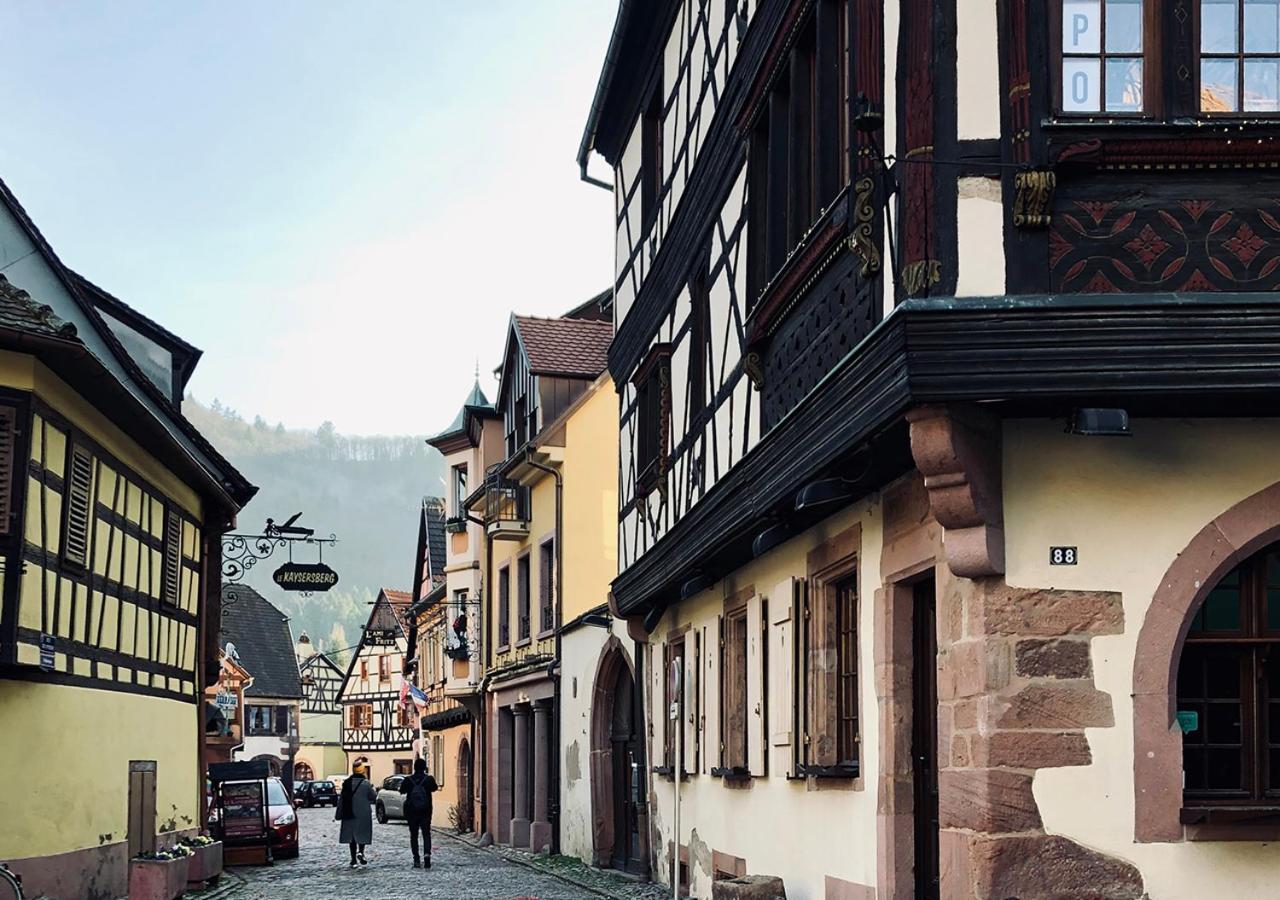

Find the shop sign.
[
  {"left": 273, "top": 562, "right": 339, "bottom": 592},
  {"left": 215, "top": 690, "right": 238, "bottom": 711},
  {"left": 39, "top": 633, "right": 55, "bottom": 672},
  {"left": 220, "top": 781, "right": 268, "bottom": 840}
]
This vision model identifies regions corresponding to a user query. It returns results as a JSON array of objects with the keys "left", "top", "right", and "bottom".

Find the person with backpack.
[{"left": 398, "top": 757, "right": 439, "bottom": 869}]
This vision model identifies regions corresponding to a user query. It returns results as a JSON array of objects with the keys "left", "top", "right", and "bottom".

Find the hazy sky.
[{"left": 0, "top": 1, "right": 617, "bottom": 435}]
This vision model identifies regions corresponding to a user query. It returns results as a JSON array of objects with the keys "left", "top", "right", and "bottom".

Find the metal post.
[{"left": 671, "top": 657, "right": 682, "bottom": 900}]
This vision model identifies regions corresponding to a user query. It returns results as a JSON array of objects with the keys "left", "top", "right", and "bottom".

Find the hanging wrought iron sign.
[
  {"left": 273, "top": 561, "right": 339, "bottom": 592},
  {"left": 221, "top": 513, "right": 338, "bottom": 591}
]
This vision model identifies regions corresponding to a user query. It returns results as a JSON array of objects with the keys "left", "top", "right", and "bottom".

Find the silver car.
[{"left": 374, "top": 775, "right": 407, "bottom": 823}]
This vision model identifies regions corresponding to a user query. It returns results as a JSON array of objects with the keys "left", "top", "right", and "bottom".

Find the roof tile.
[{"left": 513, "top": 316, "right": 613, "bottom": 379}]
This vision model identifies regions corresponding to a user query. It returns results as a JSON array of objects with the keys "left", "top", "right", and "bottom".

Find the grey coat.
[{"left": 336, "top": 776, "right": 377, "bottom": 845}]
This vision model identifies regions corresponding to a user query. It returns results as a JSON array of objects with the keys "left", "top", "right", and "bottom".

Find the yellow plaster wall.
[
  {"left": 0, "top": 680, "right": 199, "bottom": 859},
  {"left": 560, "top": 380, "right": 618, "bottom": 622},
  {"left": 1004, "top": 418, "right": 1280, "bottom": 899},
  {"left": 490, "top": 474, "right": 557, "bottom": 666},
  {"left": 647, "top": 500, "right": 885, "bottom": 900},
  {"left": 427, "top": 721, "right": 471, "bottom": 821}
]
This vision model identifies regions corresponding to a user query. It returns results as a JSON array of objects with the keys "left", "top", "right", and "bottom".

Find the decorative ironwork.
[{"left": 221, "top": 514, "right": 337, "bottom": 585}]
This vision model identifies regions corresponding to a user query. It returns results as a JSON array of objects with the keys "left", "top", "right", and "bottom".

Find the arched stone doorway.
[
  {"left": 252, "top": 754, "right": 282, "bottom": 778},
  {"left": 293, "top": 761, "right": 315, "bottom": 783},
  {"left": 589, "top": 636, "right": 645, "bottom": 873}
]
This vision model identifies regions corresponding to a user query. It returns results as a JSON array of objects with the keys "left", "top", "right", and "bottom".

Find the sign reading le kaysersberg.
[{"left": 273, "top": 562, "right": 339, "bottom": 592}]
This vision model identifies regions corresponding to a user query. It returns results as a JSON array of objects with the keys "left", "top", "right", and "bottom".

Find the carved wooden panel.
[
  {"left": 760, "top": 254, "right": 875, "bottom": 430},
  {"left": 1050, "top": 179, "right": 1280, "bottom": 293}
]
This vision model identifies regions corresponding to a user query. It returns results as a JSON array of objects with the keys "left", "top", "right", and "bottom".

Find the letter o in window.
[{"left": 1072, "top": 70, "right": 1089, "bottom": 105}]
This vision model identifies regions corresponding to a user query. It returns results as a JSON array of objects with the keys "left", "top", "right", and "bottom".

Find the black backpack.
[{"left": 405, "top": 775, "right": 431, "bottom": 813}]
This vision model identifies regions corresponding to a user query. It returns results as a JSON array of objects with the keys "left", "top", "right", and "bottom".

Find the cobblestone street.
[{"left": 210, "top": 807, "right": 666, "bottom": 900}]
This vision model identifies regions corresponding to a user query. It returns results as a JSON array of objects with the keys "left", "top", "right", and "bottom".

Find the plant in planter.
[
  {"left": 180, "top": 836, "right": 223, "bottom": 887},
  {"left": 129, "top": 846, "right": 191, "bottom": 900}
]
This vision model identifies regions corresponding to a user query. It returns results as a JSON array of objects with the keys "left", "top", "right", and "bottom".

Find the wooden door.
[
  {"left": 127, "top": 760, "right": 157, "bottom": 858},
  {"left": 912, "top": 576, "right": 940, "bottom": 900},
  {"left": 609, "top": 664, "right": 643, "bottom": 873}
]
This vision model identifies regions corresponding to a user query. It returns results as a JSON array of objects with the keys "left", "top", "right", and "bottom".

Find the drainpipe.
[
  {"left": 480, "top": 527, "right": 494, "bottom": 841},
  {"left": 522, "top": 449, "right": 563, "bottom": 854}
]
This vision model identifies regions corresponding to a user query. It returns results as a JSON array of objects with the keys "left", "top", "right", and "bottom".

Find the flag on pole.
[{"left": 407, "top": 682, "right": 429, "bottom": 710}]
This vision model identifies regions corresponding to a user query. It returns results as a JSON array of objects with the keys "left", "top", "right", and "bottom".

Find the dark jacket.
[{"left": 398, "top": 772, "right": 439, "bottom": 819}]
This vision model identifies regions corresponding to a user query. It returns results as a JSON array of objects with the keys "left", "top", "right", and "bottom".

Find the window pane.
[
  {"left": 1245, "top": 0, "right": 1280, "bottom": 51},
  {"left": 1245, "top": 59, "right": 1280, "bottom": 111},
  {"left": 1063, "top": 57, "right": 1102, "bottom": 111},
  {"left": 1106, "top": 57, "right": 1144, "bottom": 110},
  {"left": 1184, "top": 746, "right": 1207, "bottom": 790},
  {"left": 1207, "top": 702, "right": 1243, "bottom": 743},
  {"left": 1207, "top": 747, "right": 1245, "bottom": 790},
  {"left": 1106, "top": 0, "right": 1144, "bottom": 51},
  {"left": 1064, "top": 0, "right": 1102, "bottom": 53},
  {"left": 1269, "top": 701, "right": 1280, "bottom": 741},
  {"left": 1202, "top": 0, "right": 1241, "bottom": 53},
  {"left": 1202, "top": 574, "right": 1243, "bottom": 632},
  {"left": 1177, "top": 650, "right": 1204, "bottom": 696},
  {"left": 1206, "top": 653, "right": 1242, "bottom": 698}
]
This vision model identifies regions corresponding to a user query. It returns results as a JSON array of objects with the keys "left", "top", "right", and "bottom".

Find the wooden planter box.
[
  {"left": 128, "top": 856, "right": 188, "bottom": 900},
  {"left": 186, "top": 842, "right": 223, "bottom": 886}
]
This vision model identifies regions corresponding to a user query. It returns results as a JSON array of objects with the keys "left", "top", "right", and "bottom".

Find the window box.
[
  {"left": 797, "top": 762, "right": 860, "bottom": 779},
  {"left": 709, "top": 765, "right": 753, "bottom": 781},
  {"left": 444, "top": 641, "right": 470, "bottom": 661},
  {"left": 444, "top": 516, "right": 468, "bottom": 534}
]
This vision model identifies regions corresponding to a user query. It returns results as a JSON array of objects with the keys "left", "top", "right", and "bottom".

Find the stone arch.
[
  {"left": 293, "top": 760, "right": 315, "bottom": 783},
  {"left": 1133, "top": 481, "right": 1280, "bottom": 841},
  {"left": 456, "top": 737, "right": 473, "bottom": 833},
  {"left": 251, "top": 754, "right": 282, "bottom": 778},
  {"left": 589, "top": 634, "right": 640, "bottom": 868}
]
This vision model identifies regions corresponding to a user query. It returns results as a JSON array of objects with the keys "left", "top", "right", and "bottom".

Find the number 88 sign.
[{"left": 1050, "top": 546, "right": 1078, "bottom": 566}]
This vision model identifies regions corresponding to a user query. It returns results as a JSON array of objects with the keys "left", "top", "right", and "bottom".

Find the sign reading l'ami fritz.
[{"left": 273, "top": 562, "right": 339, "bottom": 592}]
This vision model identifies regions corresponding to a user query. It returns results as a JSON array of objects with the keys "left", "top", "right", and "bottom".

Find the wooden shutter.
[
  {"left": 691, "top": 629, "right": 701, "bottom": 773},
  {"left": 661, "top": 640, "right": 672, "bottom": 769},
  {"left": 746, "top": 592, "right": 764, "bottom": 775},
  {"left": 162, "top": 509, "right": 181, "bottom": 604},
  {"left": 796, "top": 577, "right": 810, "bottom": 772},
  {"left": 717, "top": 614, "right": 725, "bottom": 768},
  {"left": 0, "top": 405, "right": 18, "bottom": 536},
  {"left": 63, "top": 445, "right": 93, "bottom": 567}
]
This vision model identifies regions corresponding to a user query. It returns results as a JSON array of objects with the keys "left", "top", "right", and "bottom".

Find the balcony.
[{"left": 484, "top": 470, "right": 530, "bottom": 540}]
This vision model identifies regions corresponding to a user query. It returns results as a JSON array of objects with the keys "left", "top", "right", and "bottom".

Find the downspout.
[
  {"left": 523, "top": 449, "right": 563, "bottom": 854},
  {"left": 481, "top": 527, "right": 494, "bottom": 840},
  {"left": 577, "top": 0, "right": 632, "bottom": 192}
]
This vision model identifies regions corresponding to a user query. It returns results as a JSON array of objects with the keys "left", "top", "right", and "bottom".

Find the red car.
[{"left": 209, "top": 776, "right": 299, "bottom": 860}]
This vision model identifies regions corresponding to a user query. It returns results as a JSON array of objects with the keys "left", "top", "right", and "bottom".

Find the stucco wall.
[
  {"left": 646, "top": 501, "right": 885, "bottom": 899},
  {"left": 0, "top": 681, "right": 199, "bottom": 859},
  {"left": 1004, "top": 418, "right": 1280, "bottom": 899},
  {"left": 561, "top": 379, "right": 618, "bottom": 623}
]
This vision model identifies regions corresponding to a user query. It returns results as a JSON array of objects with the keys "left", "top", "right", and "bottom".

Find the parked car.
[
  {"left": 294, "top": 780, "right": 337, "bottom": 808},
  {"left": 209, "top": 776, "right": 299, "bottom": 859},
  {"left": 374, "top": 775, "right": 408, "bottom": 823}
]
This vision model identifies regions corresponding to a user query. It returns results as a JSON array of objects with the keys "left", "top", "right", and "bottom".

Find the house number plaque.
[{"left": 1049, "top": 546, "right": 1078, "bottom": 566}]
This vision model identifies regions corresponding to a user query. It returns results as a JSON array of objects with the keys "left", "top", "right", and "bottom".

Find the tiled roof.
[
  {"left": 220, "top": 584, "right": 303, "bottom": 699},
  {"left": 432, "top": 380, "right": 493, "bottom": 439},
  {"left": 513, "top": 315, "right": 613, "bottom": 379},
  {"left": 0, "top": 274, "right": 79, "bottom": 340},
  {"left": 425, "top": 502, "right": 446, "bottom": 586}
]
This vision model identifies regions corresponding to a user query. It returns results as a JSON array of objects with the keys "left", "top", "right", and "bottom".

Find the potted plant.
[
  {"left": 128, "top": 845, "right": 191, "bottom": 900},
  {"left": 180, "top": 835, "right": 223, "bottom": 887}
]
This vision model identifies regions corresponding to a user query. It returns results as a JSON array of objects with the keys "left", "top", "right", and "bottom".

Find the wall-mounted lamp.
[
  {"left": 752, "top": 521, "right": 791, "bottom": 558},
  {"left": 1067, "top": 408, "right": 1131, "bottom": 437},
  {"left": 680, "top": 573, "right": 713, "bottom": 600},
  {"left": 642, "top": 604, "right": 666, "bottom": 635},
  {"left": 795, "top": 477, "right": 855, "bottom": 512},
  {"left": 580, "top": 612, "right": 612, "bottom": 630}
]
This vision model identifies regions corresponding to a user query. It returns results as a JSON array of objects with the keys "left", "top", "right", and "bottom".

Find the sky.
[{"left": 0, "top": 1, "right": 618, "bottom": 435}]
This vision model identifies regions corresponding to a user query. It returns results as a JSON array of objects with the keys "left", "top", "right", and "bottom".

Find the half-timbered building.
[
  {"left": 295, "top": 633, "right": 346, "bottom": 781},
  {"left": 220, "top": 584, "right": 303, "bottom": 781},
  {"left": 582, "top": 1, "right": 1280, "bottom": 897},
  {"left": 468, "top": 296, "right": 617, "bottom": 855},
  {"left": 0, "top": 177, "right": 255, "bottom": 900},
  {"left": 338, "top": 587, "right": 416, "bottom": 782},
  {"left": 408, "top": 498, "right": 473, "bottom": 827}
]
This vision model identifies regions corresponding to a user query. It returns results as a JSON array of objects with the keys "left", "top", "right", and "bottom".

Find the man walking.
[{"left": 399, "top": 757, "right": 439, "bottom": 869}]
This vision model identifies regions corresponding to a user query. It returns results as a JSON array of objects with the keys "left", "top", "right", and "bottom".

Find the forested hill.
[{"left": 186, "top": 396, "right": 445, "bottom": 664}]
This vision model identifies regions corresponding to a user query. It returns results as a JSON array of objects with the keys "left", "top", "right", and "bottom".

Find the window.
[
  {"left": 641, "top": 77, "right": 664, "bottom": 228},
  {"left": 1200, "top": 0, "right": 1280, "bottom": 112},
  {"left": 378, "top": 654, "right": 390, "bottom": 680},
  {"left": 348, "top": 704, "right": 373, "bottom": 729},
  {"left": 398, "top": 703, "right": 416, "bottom": 729},
  {"left": 720, "top": 610, "right": 749, "bottom": 772},
  {"left": 746, "top": 0, "right": 850, "bottom": 305},
  {"left": 246, "top": 705, "right": 273, "bottom": 736},
  {"left": 800, "top": 552, "right": 859, "bottom": 777},
  {"left": 1177, "top": 543, "right": 1280, "bottom": 808},
  {"left": 394, "top": 761, "right": 413, "bottom": 776},
  {"left": 539, "top": 539, "right": 555, "bottom": 634},
  {"left": 1059, "top": 0, "right": 1146, "bottom": 112},
  {"left": 517, "top": 554, "right": 531, "bottom": 642},
  {"left": 633, "top": 346, "right": 671, "bottom": 496},
  {"left": 498, "top": 565, "right": 511, "bottom": 648},
  {"left": 359, "top": 659, "right": 369, "bottom": 680},
  {"left": 835, "top": 575, "right": 858, "bottom": 763},
  {"left": 0, "top": 405, "right": 17, "bottom": 536},
  {"left": 432, "top": 734, "right": 445, "bottom": 786},
  {"left": 452, "top": 464, "right": 468, "bottom": 517},
  {"left": 1053, "top": 0, "right": 1280, "bottom": 116},
  {"left": 62, "top": 444, "right": 93, "bottom": 569},
  {"left": 663, "top": 634, "right": 687, "bottom": 772}
]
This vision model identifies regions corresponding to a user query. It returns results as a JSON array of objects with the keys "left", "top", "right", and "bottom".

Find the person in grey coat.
[{"left": 335, "top": 760, "right": 377, "bottom": 868}]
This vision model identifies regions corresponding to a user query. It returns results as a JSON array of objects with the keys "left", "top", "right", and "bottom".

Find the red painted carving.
[
  {"left": 1224, "top": 223, "right": 1268, "bottom": 267},
  {"left": 1124, "top": 225, "right": 1171, "bottom": 270}
]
